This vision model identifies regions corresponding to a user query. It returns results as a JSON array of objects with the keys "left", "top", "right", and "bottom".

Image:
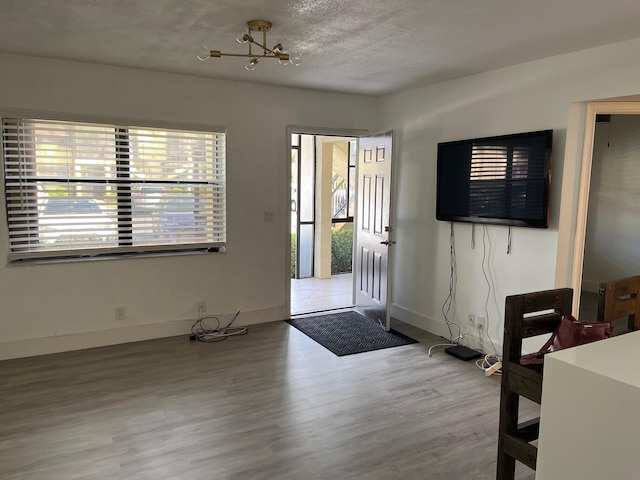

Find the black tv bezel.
[{"left": 435, "top": 129, "right": 553, "bottom": 229}]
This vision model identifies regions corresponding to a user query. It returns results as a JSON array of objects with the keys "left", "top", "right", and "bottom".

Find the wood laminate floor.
[{"left": 0, "top": 319, "right": 537, "bottom": 479}]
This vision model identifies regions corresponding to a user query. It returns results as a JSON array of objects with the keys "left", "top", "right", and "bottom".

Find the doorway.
[
  {"left": 290, "top": 133, "right": 357, "bottom": 315},
  {"left": 579, "top": 113, "right": 640, "bottom": 320},
  {"left": 555, "top": 99, "right": 640, "bottom": 315}
]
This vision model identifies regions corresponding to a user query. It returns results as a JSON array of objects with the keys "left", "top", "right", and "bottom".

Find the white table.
[{"left": 536, "top": 330, "right": 640, "bottom": 479}]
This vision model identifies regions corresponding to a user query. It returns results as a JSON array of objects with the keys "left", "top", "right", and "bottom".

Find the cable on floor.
[
  {"left": 190, "top": 311, "right": 247, "bottom": 342},
  {"left": 475, "top": 353, "right": 502, "bottom": 376},
  {"left": 428, "top": 324, "right": 471, "bottom": 357}
]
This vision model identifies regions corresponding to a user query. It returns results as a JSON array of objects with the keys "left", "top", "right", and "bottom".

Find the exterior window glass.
[{"left": 2, "top": 118, "right": 226, "bottom": 261}]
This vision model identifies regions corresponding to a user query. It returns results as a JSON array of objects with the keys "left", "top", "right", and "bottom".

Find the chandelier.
[{"left": 197, "top": 20, "right": 303, "bottom": 71}]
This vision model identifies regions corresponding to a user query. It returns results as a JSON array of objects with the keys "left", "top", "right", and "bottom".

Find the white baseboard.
[
  {"left": 391, "top": 303, "right": 452, "bottom": 338},
  {"left": 3, "top": 303, "right": 505, "bottom": 361},
  {"left": 0, "top": 305, "right": 289, "bottom": 361},
  {"left": 390, "top": 303, "right": 503, "bottom": 356}
]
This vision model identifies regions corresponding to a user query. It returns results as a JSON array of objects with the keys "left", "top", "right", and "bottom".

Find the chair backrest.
[
  {"left": 597, "top": 275, "right": 640, "bottom": 331},
  {"left": 503, "top": 288, "right": 573, "bottom": 363}
]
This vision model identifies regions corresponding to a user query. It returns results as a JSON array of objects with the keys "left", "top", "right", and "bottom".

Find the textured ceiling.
[{"left": 1, "top": 0, "right": 640, "bottom": 95}]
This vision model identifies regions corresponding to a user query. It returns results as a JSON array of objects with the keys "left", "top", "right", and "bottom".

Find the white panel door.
[{"left": 353, "top": 131, "right": 394, "bottom": 330}]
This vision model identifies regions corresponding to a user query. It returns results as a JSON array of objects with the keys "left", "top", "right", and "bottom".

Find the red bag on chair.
[{"left": 520, "top": 315, "right": 614, "bottom": 365}]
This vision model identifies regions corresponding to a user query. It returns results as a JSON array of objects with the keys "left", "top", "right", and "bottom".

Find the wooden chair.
[
  {"left": 496, "top": 287, "right": 573, "bottom": 480},
  {"left": 597, "top": 275, "right": 640, "bottom": 333}
]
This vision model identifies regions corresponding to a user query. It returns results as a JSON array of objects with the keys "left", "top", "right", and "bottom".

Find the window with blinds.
[{"left": 2, "top": 117, "right": 226, "bottom": 261}]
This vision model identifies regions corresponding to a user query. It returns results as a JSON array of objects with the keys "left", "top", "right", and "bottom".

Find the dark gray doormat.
[{"left": 286, "top": 310, "right": 418, "bottom": 356}]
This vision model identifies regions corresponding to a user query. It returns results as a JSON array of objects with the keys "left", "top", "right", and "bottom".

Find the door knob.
[{"left": 380, "top": 240, "right": 396, "bottom": 245}]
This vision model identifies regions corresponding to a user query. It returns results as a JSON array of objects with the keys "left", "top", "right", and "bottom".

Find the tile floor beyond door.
[{"left": 291, "top": 273, "right": 353, "bottom": 315}]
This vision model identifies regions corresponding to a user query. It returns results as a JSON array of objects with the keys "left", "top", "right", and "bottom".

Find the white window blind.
[
  {"left": 469, "top": 143, "right": 545, "bottom": 219},
  {"left": 2, "top": 117, "right": 226, "bottom": 261}
]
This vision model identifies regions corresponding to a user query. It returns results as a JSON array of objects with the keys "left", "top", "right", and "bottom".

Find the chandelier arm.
[
  {"left": 214, "top": 52, "right": 282, "bottom": 59},
  {"left": 263, "top": 28, "right": 267, "bottom": 53},
  {"left": 200, "top": 20, "right": 295, "bottom": 65},
  {"left": 248, "top": 38, "right": 274, "bottom": 55}
]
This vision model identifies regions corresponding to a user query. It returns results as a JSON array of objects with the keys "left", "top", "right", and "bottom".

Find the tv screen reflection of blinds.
[{"left": 436, "top": 130, "right": 552, "bottom": 228}]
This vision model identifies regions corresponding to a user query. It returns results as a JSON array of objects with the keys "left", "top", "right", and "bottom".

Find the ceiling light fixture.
[{"left": 197, "top": 20, "right": 303, "bottom": 71}]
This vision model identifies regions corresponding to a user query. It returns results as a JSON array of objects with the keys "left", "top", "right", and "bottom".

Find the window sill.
[{"left": 7, "top": 246, "right": 226, "bottom": 266}]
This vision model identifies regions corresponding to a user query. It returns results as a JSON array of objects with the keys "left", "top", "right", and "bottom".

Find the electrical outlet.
[
  {"left": 115, "top": 306, "right": 126, "bottom": 321},
  {"left": 197, "top": 301, "right": 206, "bottom": 316},
  {"left": 476, "top": 315, "right": 486, "bottom": 330},
  {"left": 468, "top": 314, "right": 475, "bottom": 326}
]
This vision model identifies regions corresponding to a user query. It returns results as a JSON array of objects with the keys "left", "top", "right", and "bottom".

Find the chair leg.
[
  {"left": 497, "top": 391, "right": 519, "bottom": 480},
  {"left": 496, "top": 451, "right": 516, "bottom": 480}
]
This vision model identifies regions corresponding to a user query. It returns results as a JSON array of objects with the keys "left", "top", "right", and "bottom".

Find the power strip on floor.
[{"left": 485, "top": 361, "right": 502, "bottom": 376}]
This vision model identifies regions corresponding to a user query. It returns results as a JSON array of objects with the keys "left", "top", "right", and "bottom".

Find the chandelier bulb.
[
  {"left": 273, "top": 38, "right": 288, "bottom": 54},
  {"left": 196, "top": 45, "right": 211, "bottom": 61},
  {"left": 236, "top": 28, "right": 251, "bottom": 44},
  {"left": 245, "top": 58, "right": 260, "bottom": 71},
  {"left": 289, "top": 51, "right": 303, "bottom": 67}
]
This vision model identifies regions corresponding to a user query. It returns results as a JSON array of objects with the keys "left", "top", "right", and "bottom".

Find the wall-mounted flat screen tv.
[{"left": 436, "top": 129, "right": 552, "bottom": 228}]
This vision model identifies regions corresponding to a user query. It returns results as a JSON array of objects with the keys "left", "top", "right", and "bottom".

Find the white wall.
[
  {"left": 380, "top": 37, "right": 640, "bottom": 353},
  {"left": 9, "top": 35, "right": 640, "bottom": 360},
  {"left": 0, "top": 53, "right": 378, "bottom": 359},
  {"left": 582, "top": 115, "right": 640, "bottom": 292}
]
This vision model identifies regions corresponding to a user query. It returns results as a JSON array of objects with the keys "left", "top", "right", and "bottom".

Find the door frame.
[
  {"left": 285, "top": 126, "right": 368, "bottom": 314},
  {"left": 555, "top": 99, "right": 640, "bottom": 313}
]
